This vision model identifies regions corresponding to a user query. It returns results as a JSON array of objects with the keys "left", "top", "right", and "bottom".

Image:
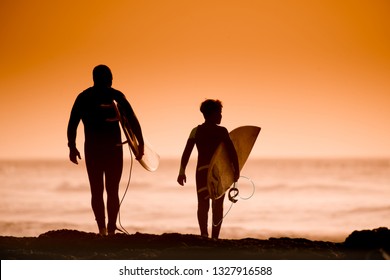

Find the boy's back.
[{"left": 193, "top": 123, "right": 231, "bottom": 167}]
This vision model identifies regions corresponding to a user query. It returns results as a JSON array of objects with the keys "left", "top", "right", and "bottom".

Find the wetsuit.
[{"left": 67, "top": 86, "right": 143, "bottom": 233}]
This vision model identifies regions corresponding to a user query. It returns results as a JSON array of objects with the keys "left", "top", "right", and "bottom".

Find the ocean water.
[{"left": 0, "top": 158, "right": 389, "bottom": 242}]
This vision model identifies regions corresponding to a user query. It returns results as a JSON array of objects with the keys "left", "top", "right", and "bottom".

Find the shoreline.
[{"left": 1, "top": 227, "right": 389, "bottom": 260}]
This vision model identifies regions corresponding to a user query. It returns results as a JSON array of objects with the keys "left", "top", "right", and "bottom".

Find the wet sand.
[{"left": 1, "top": 227, "right": 389, "bottom": 260}]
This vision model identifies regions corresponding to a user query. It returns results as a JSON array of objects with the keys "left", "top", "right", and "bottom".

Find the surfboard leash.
[
  {"left": 228, "top": 186, "right": 239, "bottom": 203},
  {"left": 236, "top": 175, "right": 256, "bottom": 200},
  {"left": 213, "top": 176, "right": 256, "bottom": 227},
  {"left": 228, "top": 175, "right": 256, "bottom": 203},
  {"left": 116, "top": 144, "right": 134, "bottom": 235}
]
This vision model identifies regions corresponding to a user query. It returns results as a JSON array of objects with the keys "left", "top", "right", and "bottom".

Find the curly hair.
[{"left": 200, "top": 99, "right": 223, "bottom": 117}]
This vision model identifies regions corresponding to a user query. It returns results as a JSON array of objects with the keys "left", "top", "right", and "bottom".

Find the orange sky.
[{"left": 0, "top": 0, "right": 389, "bottom": 159}]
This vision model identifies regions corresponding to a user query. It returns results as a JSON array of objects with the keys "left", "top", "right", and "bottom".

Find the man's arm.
[{"left": 67, "top": 96, "right": 82, "bottom": 164}]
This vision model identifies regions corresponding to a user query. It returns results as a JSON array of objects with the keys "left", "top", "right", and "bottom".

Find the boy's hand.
[
  {"left": 177, "top": 174, "right": 186, "bottom": 186},
  {"left": 233, "top": 169, "right": 240, "bottom": 182}
]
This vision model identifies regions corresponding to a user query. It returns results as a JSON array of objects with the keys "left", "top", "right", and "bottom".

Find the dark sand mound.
[{"left": 1, "top": 228, "right": 389, "bottom": 260}]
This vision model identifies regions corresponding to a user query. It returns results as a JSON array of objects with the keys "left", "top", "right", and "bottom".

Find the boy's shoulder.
[
  {"left": 192, "top": 124, "right": 229, "bottom": 137},
  {"left": 189, "top": 126, "right": 199, "bottom": 139}
]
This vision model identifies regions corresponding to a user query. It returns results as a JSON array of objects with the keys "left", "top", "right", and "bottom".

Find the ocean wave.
[
  {"left": 340, "top": 205, "right": 390, "bottom": 215},
  {"left": 56, "top": 182, "right": 89, "bottom": 192}
]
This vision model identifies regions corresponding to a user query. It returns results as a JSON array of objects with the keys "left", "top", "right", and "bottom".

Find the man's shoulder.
[
  {"left": 74, "top": 87, "right": 92, "bottom": 102},
  {"left": 109, "top": 87, "right": 123, "bottom": 94},
  {"left": 77, "top": 87, "right": 124, "bottom": 98},
  {"left": 77, "top": 87, "right": 93, "bottom": 97},
  {"left": 109, "top": 88, "right": 126, "bottom": 100}
]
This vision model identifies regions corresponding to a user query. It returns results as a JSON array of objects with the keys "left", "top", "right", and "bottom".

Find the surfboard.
[
  {"left": 207, "top": 126, "right": 261, "bottom": 200},
  {"left": 112, "top": 101, "right": 160, "bottom": 172}
]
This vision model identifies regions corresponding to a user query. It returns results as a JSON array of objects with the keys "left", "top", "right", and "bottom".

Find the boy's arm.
[{"left": 177, "top": 128, "right": 196, "bottom": 186}]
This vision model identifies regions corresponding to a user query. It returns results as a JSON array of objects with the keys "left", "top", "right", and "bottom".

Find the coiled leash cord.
[{"left": 213, "top": 176, "right": 256, "bottom": 227}]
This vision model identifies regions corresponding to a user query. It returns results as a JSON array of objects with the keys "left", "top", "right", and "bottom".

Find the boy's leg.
[
  {"left": 196, "top": 169, "right": 210, "bottom": 237},
  {"left": 211, "top": 194, "right": 225, "bottom": 239},
  {"left": 197, "top": 195, "right": 210, "bottom": 237}
]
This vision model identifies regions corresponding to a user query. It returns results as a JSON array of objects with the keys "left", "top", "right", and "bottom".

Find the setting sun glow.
[{"left": 1, "top": 0, "right": 389, "bottom": 159}]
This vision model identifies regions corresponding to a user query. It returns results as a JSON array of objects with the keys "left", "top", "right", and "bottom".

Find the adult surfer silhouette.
[{"left": 67, "top": 65, "right": 144, "bottom": 236}]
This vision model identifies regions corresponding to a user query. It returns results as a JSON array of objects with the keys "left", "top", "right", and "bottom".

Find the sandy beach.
[{"left": 1, "top": 227, "right": 389, "bottom": 260}]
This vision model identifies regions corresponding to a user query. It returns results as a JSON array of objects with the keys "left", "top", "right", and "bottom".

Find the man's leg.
[
  {"left": 105, "top": 146, "right": 123, "bottom": 234},
  {"left": 85, "top": 147, "right": 106, "bottom": 234}
]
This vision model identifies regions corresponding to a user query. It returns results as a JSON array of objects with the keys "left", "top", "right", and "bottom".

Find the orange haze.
[{"left": 0, "top": 0, "right": 389, "bottom": 159}]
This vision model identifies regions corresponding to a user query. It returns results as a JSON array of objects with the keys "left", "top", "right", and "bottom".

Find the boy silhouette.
[{"left": 177, "top": 99, "right": 239, "bottom": 239}]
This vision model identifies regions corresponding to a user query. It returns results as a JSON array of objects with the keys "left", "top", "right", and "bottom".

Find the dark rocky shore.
[{"left": 1, "top": 227, "right": 389, "bottom": 260}]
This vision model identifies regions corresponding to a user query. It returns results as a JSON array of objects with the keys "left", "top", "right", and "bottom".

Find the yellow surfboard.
[
  {"left": 207, "top": 126, "right": 261, "bottom": 200},
  {"left": 112, "top": 101, "right": 160, "bottom": 172}
]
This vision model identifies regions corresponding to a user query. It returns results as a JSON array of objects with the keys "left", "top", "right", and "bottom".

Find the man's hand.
[
  {"left": 177, "top": 174, "right": 186, "bottom": 186},
  {"left": 69, "top": 147, "right": 81, "bottom": 164},
  {"left": 136, "top": 144, "right": 144, "bottom": 161}
]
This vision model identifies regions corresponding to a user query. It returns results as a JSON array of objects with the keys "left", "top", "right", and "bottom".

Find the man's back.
[{"left": 68, "top": 86, "right": 123, "bottom": 148}]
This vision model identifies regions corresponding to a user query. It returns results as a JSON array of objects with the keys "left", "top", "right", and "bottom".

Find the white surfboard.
[
  {"left": 113, "top": 101, "right": 160, "bottom": 172},
  {"left": 207, "top": 126, "right": 261, "bottom": 199}
]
